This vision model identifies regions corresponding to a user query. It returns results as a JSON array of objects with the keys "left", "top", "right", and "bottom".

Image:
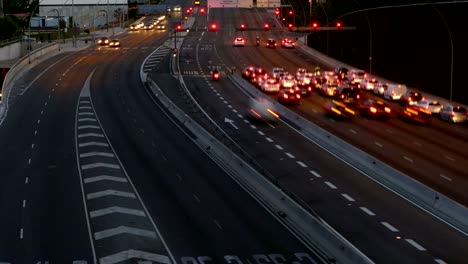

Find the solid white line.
[
  {"left": 324, "top": 181, "right": 337, "bottom": 189},
  {"left": 78, "top": 125, "right": 100, "bottom": 130},
  {"left": 265, "top": 137, "right": 273, "bottom": 142},
  {"left": 80, "top": 152, "right": 115, "bottom": 158},
  {"left": 360, "top": 207, "right": 376, "bottom": 216},
  {"left": 84, "top": 175, "right": 127, "bottom": 184},
  {"left": 81, "top": 163, "right": 120, "bottom": 170},
  {"left": 405, "top": 239, "right": 426, "bottom": 251},
  {"left": 87, "top": 190, "right": 136, "bottom": 200},
  {"left": 285, "top": 152, "right": 295, "bottom": 159},
  {"left": 403, "top": 156, "right": 413, "bottom": 163},
  {"left": 434, "top": 259, "right": 447, "bottom": 264},
  {"left": 297, "top": 161, "right": 307, "bottom": 168},
  {"left": 79, "top": 142, "right": 109, "bottom": 147},
  {"left": 78, "top": 133, "right": 104, "bottom": 138},
  {"left": 19, "top": 228, "right": 23, "bottom": 239},
  {"left": 341, "top": 193, "right": 355, "bottom": 202},
  {"left": 381, "top": 222, "right": 399, "bottom": 232},
  {"left": 439, "top": 174, "right": 452, "bottom": 182},
  {"left": 310, "top": 170, "right": 321, "bottom": 178},
  {"left": 94, "top": 226, "right": 157, "bottom": 240},
  {"left": 89, "top": 206, "right": 146, "bottom": 218},
  {"left": 257, "top": 131, "right": 265, "bottom": 136},
  {"left": 275, "top": 145, "right": 283, "bottom": 150},
  {"left": 214, "top": 219, "right": 223, "bottom": 230},
  {"left": 99, "top": 250, "right": 170, "bottom": 264},
  {"left": 78, "top": 118, "right": 97, "bottom": 122},
  {"left": 349, "top": 129, "right": 357, "bottom": 134},
  {"left": 375, "top": 142, "right": 383, "bottom": 147},
  {"left": 250, "top": 125, "right": 257, "bottom": 129}
]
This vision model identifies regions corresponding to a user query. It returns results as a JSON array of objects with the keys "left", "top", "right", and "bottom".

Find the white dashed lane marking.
[
  {"left": 444, "top": 155, "right": 455, "bottom": 162},
  {"left": 296, "top": 161, "right": 307, "bottom": 168},
  {"left": 265, "top": 137, "right": 273, "bottom": 142},
  {"left": 341, "top": 193, "right": 355, "bottom": 202},
  {"left": 434, "top": 259, "right": 447, "bottom": 264},
  {"left": 405, "top": 239, "right": 426, "bottom": 251},
  {"left": 275, "top": 145, "right": 283, "bottom": 150},
  {"left": 257, "top": 131, "right": 265, "bottom": 136},
  {"left": 381, "top": 222, "right": 399, "bottom": 232},
  {"left": 360, "top": 207, "right": 376, "bottom": 216},
  {"left": 439, "top": 174, "right": 452, "bottom": 182},
  {"left": 250, "top": 125, "right": 257, "bottom": 129},
  {"left": 285, "top": 152, "right": 295, "bottom": 159},
  {"left": 403, "top": 156, "right": 413, "bottom": 163},
  {"left": 324, "top": 181, "right": 337, "bottom": 189},
  {"left": 349, "top": 129, "right": 357, "bottom": 134},
  {"left": 309, "top": 170, "right": 321, "bottom": 178},
  {"left": 374, "top": 142, "right": 383, "bottom": 147}
]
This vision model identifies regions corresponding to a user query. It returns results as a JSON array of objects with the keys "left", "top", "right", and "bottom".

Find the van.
[{"left": 383, "top": 84, "right": 407, "bottom": 101}]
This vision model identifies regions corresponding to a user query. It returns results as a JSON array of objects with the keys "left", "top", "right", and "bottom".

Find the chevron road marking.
[
  {"left": 78, "top": 118, "right": 97, "bottom": 122},
  {"left": 78, "top": 133, "right": 104, "bottom": 138},
  {"left": 80, "top": 152, "right": 115, "bottom": 158},
  {"left": 94, "top": 226, "right": 157, "bottom": 240},
  {"left": 99, "top": 250, "right": 170, "bottom": 264},
  {"left": 84, "top": 175, "right": 127, "bottom": 184},
  {"left": 79, "top": 142, "right": 109, "bottom": 148},
  {"left": 89, "top": 206, "right": 146, "bottom": 218},
  {"left": 87, "top": 190, "right": 136, "bottom": 200},
  {"left": 81, "top": 162, "right": 120, "bottom": 170},
  {"left": 78, "top": 125, "right": 100, "bottom": 130}
]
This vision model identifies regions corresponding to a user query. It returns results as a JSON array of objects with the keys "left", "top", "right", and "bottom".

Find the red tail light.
[
  {"left": 296, "top": 94, "right": 301, "bottom": 99},
  {"left": 308, "top": 87, "right": 312, "bottom": 91},
  {"left": 384, "top": 107, "right": 391, "bottom": 113},
  {"left": 370, "top": 107, "right": 377, "bottom": 113},
  {"left": 283, "top": 94, "right": 289, "bottom": 99},
  {"left": 357, "top": 94, "right": 360, "bottom": 99},
  {"left": 451, "top": 111, "right": 455, "bottom": 117},
  {"left": 214, "top": 73, "right": 219, "bottom": 78},
  {"left": 341, "top": 95, "right": 344, "bottom": 98}
]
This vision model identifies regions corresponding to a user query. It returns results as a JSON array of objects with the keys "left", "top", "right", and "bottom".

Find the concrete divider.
[
  {"left": 0, "top": 42, "right": 59, "bottom": 118},
  {"left": 143, "top": 75, "right": 374, "bottom": 263},
  {"left": 230, "top": 74, "right": 468, "bottom": 235}
]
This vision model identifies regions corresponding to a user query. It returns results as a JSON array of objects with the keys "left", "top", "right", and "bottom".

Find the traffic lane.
[
  {"left": 0, "top": 52, "right": 96, "bottom": 263},
  {"left": 89, "top": 59, "right": 321, "bottom": 263},
  {"left": 179, "top": 71, "right": 466, "bottom": 264}
]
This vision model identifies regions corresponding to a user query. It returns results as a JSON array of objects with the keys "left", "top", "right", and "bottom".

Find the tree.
[{"left": 0, "top": 15, "right": 21, "bottom": 40}]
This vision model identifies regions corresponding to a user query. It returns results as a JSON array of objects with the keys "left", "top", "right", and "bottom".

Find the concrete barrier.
[{"left": 229, "top": 74, "right": 468, "bottom": 235}]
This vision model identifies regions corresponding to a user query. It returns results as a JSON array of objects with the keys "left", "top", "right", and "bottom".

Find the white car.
[
  {"left": 383, "top": 84, "right": 407, "bottom": 101},
  {"left": 157, "top": 24, "right": 166, "bottom": 30},
  {"left": 348, "top": 69, "right": 367, "bottom": 83},
  {"left": 279, "top": 74, "right": 296, "bottom": 88},
  {"left": 271, "top": 67, "right": 285, "bottom": 79},
  {"left": 233, "top": 37, "right": 245, "bottom": 47},
  {"left": 360, "top": 78, "right": 380, "bottom": 91},
  {"left": 439, "top": 104, "right": 468, "bottom": 123},
  {"left": 281, "top": 38, "right": 295, "bottom": 48},
  {"left": 415, "top": 100, "right": 443, "bottom": 115},
  {"left": 173, "top": 5, "right": 181, "bottom": 12},
  {"left": 261, "top": 78, "right": 281, "bottom": 92}
]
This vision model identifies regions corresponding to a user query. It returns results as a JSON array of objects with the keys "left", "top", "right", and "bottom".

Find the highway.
[
  {"left": 151, "top": 6, "right": 467, "bottom": 264},
  {"left": 0, "top": 5, "right": 327, "bottom": 264}
]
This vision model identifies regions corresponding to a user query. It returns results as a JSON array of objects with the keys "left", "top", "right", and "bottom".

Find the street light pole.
[
  {"left": 49, "top": 9, "right": 61, "bottom": 51},
  {"left": 28, "top": 1, "right": 42, "bottom": 64}
]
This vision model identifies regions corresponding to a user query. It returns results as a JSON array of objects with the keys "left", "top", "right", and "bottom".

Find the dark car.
[
  {"left": 278, "top": 88, "right": 301, "bottom": 105},
  {"left": 312, "top": 76, "right": 327, "bottom": 90},
  {"left": 294, "top": 81, "right": 313, "bottom": 96},
  {"left": 97, "top": 37, "right": 110, "bottom": 45},
  {"left": 266, "top": 38, "right": 277, "bottom": 48},
  {"left": 242, "top": 66, "right": 255, "bottom": 80},
  {"left": 323, "top": 100, "right": 356, "bottom": 120},
  {"left": 401, "top": 91, "right": 425, "bottom": 106},
  {"left": 359, "top": 99, "right": 392, "bottom": 119},
  {"left": 398, "top": 105, "right": 432, "bottom": 124},
  {"left": 250, "top": 67, "right": 266, "bottom": 85},
  {"left": 334, "top": 86, "right": 361, "bottom": 104}
]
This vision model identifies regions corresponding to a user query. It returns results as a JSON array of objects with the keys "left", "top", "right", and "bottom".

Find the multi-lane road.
[{"left": 0, "top": 2, "right": 466, "bottom": 264}]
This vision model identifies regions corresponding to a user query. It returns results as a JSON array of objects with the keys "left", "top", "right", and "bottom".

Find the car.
[
  {"left": 348, "top": 69, "right": 367, "bottom": 83},
  {"left": 97, "top": 37, "right": 110, "bottom": 45},
  {"left": 360, "top": 78, "right": 380, "bottom": 91},
  {"left": 173, "top": 5, "right": 181, "bottom": 11},
  {"left": 401, "top": 91, "right": 425, "bottom": 106},
  {"left": 374, "top": 82, "right": 389, "bottom": 96},
  {"left": 398, "top": 105, "right": 432, "bottom": 124},
  {"left": 415, "top": 100, "right": 443, "bottom": 115},
  {"left": 439, "top": 104, "right": 468, "bottom": 123},
  {"left": 334, "top": 66, "right": 349, "bottom": 77},
  {"left": 109, "top": 39, "right": 120, "bottom": 47},
  {"left": 278, "top": 88, "right": 301, "bottom": 105},
  {"left": 279, "top": 74, "right": 296, "bottom": 89},
  {"left": 311, "top": 76, "right": 327, "bottom": 90},
  {"left": 383, "top": 84, "right": 407, "bottom": 101},
  {"left": 250, "top": 67, "right": 266, "bottom": 85},
  {"left": 129, "top": 24, "right": 138, "bottom": 31},
  {"left": 266, "top": 38, "right": 277, "bottom": 48},
  {"left": 294, "top": 81, "right": 313, "bottom": 96},
  {"left": 260, "top": 78, "right": 281, "bottom": 93},
  {"left": 271, "top": 67, "right": 285, "bottom": 79},
  {"left": 233, "top": 37, "right": 246, "bottom": 47},
  {"left": 157, "top": 24, "right": 166, "bottom": 30},
  {"left": 295, "top": 68, "right": 307, "bottom": 78},
  {"left": 255, "top": 73, "right": 270, "bottom": 88},
  {"left": 242, "top": 66, "right": 255, "bottom": 80},
  {"left": 323, "top": 100, "right": 356, "bottom": 119},
  {"left": 334, "top": 86, "right": 361, "bottom": 104},
  {"left": 144, "top": 23, "right": 154, "bottom": 30},
  {"left": 320, "top": 82, "right": 338, "bottom": 97},
  {"left": 247, "top": 97, "right": 279, "bottom": 122},
  {"left": 359, "top": 99, "right": 392, "bottom": 119},
  {"left": 281, "top": 38, "right": 295, "bottom": 48},
  {"left": 194, "top": 0, "right": 201, "bottom": 5}
]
